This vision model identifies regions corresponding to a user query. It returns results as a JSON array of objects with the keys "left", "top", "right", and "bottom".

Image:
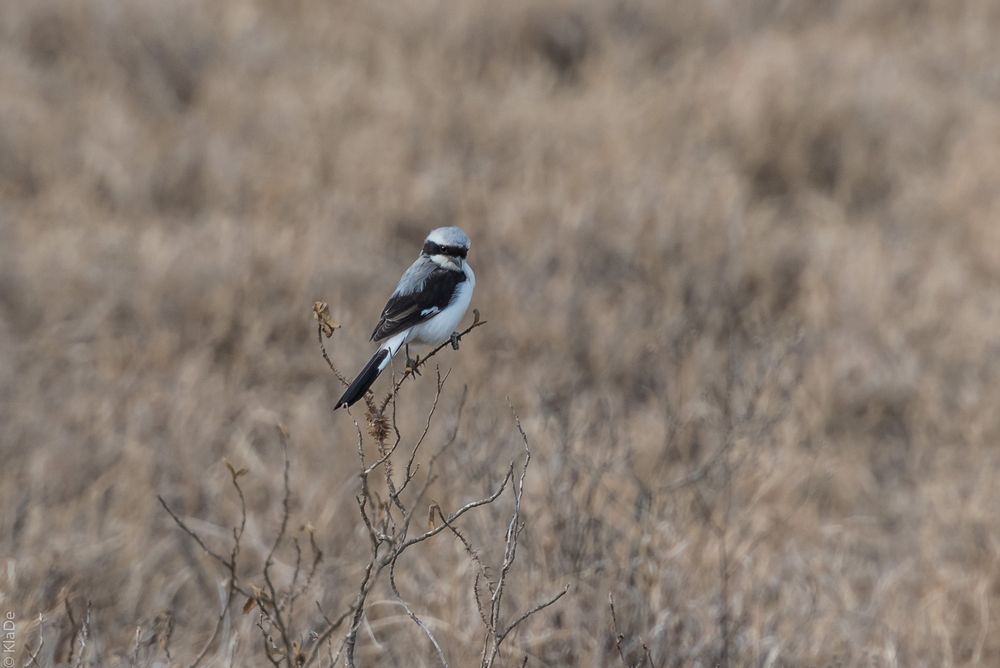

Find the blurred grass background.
[{"left": 3, "top": 0, "right": 1000, "bottom": 665}]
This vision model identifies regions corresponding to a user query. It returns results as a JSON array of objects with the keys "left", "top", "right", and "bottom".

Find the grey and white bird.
[{"left": 336, "top": 227, "right": 476, "bottom": 409}]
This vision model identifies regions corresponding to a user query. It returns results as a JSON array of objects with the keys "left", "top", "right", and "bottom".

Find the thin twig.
[
  {"left": 25, "top": 614, "right": 44, "bottom": 667},
  {"left": 261, "top": 425, "right": 295, "bottom": 665},
  {"left": 287, "top": 526, "right": 323, "bottom": 619},
  {"left": 158, "top": 497, "right": 232, "bottom": 572},
  {"left": 435, "top": 505, "right": 492, "bottom": 626},
  {"left": 388, "top": 558, "right": 449, "bottom": 667},
  {"left": 388, "top": 309, "right": 486, "bottom": 398},
  {"left": 303, "top": 601, "right": 355, "bottom": 668},
  {"left": 497, "top": 586, "right": 569, "bottom": 646},
  {"left": 479, "top": 403, "right": 566, "bottom": 668},
  {"left": 313, "top": 301, "right": 348, "bottom": 387},
  {"left": 609, "top": 594, "right": 630, "bottom": 667},
  {"left": 399, "top": 466, "right": 514, "bottom": 556},
  {"left": 71, "top": 601, "right": 92, "bottom": 668},
  {"left": 64, "top": 600, "right": 78, "bottom": 666},
  {"left": 191, "top": 461, "right": 248, "bottom": 668},
  {"left": 395, "top": 367, "right": 450, "bottom": 499},
  {"left": 130, "top": 624, "right": 142, "bottom": 668}
]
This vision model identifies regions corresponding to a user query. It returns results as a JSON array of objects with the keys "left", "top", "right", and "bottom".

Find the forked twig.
[
  {"left": 609, "top": 594, "right": 655, "bottom": 668},
  {"left": 479, "top": 403, "right": 567, "bottom": 668},
  {"left": 190, "top": 460, "right": 249, "bottom": 667}
]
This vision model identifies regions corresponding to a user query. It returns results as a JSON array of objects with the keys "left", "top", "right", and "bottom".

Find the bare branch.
[
  {"left": 342, "top": 547, "right": 381, "bottom": 668},
  {"left": 262, "top": 425, "right": 295, "bottom": 664},
  {"left": 478, "top": 404, "right": 565, "bottom": 668},
  {"left": 191, "top": 578, "right": 236, "bottom": 668},
  {"left": 303, "top": 601, "right": 355, "bottom": 668},
  {"left": 396, "top": 367, "right": 450, "bottom": 498},
  {"left": 71, "top": 601, "right": 92, "bottom": 668},
  {"left": 388, "top": 309, "right": 486, "bottom": 397},
  {"left": 313, "top": 301, "right": 348, "bottom": 387},
  {"left": 398, "top": 465, "right": 515, "bottom": 556},
  {"left": 190, "top": 460, "right": 248, "bottom": 668},
  {"left": 287, "top": 526, "right": 323, "bottom": 619},
  {"left": 388, "top": 558, "right": 449, "bottom": 667},
  {"left": 129, "top": 624, "right": 142, "bottom": 668},
  {"left": 158, "top": 496, "right": 232, "bottom": 572},
  {"left": 25, "top": 614, "right": 44, "bottom": 668},
  {"left": 498, "top": 585, "right": 569, "bottom": 645},
  {"left": 609, "top": 594, "right": 630, "bottom": 668}
]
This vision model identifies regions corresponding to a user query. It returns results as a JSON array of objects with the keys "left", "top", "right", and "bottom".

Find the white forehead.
[{"left": 426, "top": 226, "right": 471, "bottom": 248}]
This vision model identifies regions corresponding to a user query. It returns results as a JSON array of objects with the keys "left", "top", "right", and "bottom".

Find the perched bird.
[{"left": 336, "top": 227, "right": 476, "bottom": 409}]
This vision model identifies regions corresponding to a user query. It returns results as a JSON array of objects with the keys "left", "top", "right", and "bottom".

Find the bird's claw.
[
  {"left": 405, "top": 354, "right": 422, "bottom": 376},
  {"left": 450, "top": 332, "right": 461, "bottom": 350}
]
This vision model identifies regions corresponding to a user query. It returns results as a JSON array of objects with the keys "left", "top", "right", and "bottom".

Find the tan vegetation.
[{"left": 3, "top": 1, "right": 1000, "bottom": 665}]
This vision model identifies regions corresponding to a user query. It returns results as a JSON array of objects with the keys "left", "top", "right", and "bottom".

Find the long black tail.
[{"left": 336, "top": 349, "right": 390, "bottom": 409}]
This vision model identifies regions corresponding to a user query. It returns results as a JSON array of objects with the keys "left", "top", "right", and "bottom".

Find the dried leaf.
[{"left": 313, "top": 301, "right": 340, "bottom": 338}]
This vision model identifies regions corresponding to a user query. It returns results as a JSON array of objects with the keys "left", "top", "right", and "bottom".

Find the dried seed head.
[{"left": 366, "top": 408, "right": 390, "bottom": 443}]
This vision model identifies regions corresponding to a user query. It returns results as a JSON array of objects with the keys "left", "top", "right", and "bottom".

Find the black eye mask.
[{"left": 422, "top": 241, "right": 468, "bottom": 259}]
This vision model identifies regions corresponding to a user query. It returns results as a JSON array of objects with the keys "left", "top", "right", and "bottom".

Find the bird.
[{"left": 336, "top": 227, "right": 476, "bottom": 409}]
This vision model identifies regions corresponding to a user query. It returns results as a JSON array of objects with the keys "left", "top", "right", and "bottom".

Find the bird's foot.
[
  {"left": 405, "top": 353, "right": 422, "bottom": 377},
  {"left": 450, "top": 331, "right": 461, "bottom": 350}
]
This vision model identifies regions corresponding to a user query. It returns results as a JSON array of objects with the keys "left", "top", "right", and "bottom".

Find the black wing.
[{"left": 370, "top": 268, "right": 466, "bottom": 342}]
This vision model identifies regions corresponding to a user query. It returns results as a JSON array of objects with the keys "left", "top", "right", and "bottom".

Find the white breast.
[{"left": 407, "top": 262, "right": 475, "bottom": 347}]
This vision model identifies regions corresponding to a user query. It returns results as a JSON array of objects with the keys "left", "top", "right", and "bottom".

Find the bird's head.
[{"left": 422, "top": 227, "right": 471, "bottom": 270}]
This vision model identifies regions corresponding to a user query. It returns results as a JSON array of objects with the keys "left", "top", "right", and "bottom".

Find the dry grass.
[{"left": 3, "top": 1, "right": 1000, "bottom": 665}]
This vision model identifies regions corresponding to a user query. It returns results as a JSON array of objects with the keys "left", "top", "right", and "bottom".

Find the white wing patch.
[{"left": 420, "top": 307, "right": 440, "bottom": 317}]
